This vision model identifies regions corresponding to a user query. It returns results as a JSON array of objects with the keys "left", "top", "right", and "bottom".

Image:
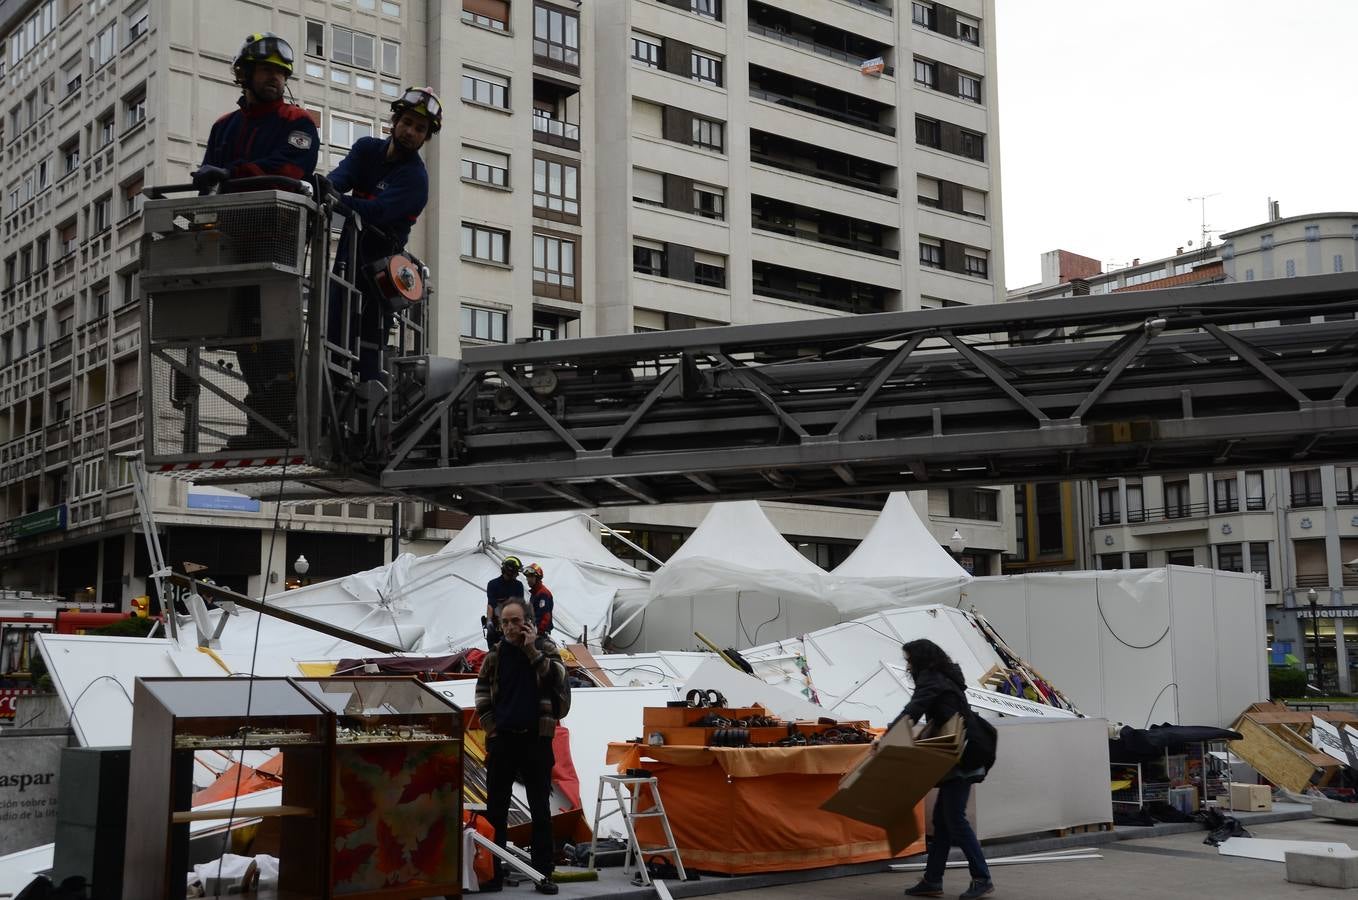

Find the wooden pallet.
[{"left": 1055, "top": 822, "right": 1113, "bottom": 837}]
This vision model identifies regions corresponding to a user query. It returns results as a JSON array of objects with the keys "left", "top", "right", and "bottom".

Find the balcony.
[
  {"left": 1291, "top": 491, "right": 1324, "bottom": 508},
  {"left": 1338, "top": 488, "right": 1358, "bottom": 506},
  {"left": 750, "top": 130, "right": 897, "bottom": 197},
  {"left": 751, "top": 195, "right": 899, "bottom": 259},
  {"left": 747, "top": 5, "right": 894, "bottom": 73},
  {"left": 752, "top": 261, "right": 894, "bottom": 315},
  {"left": 533, "top": 78, "right": 580, "bottom": 151},
  {"left": 749, "top": 65, "right": 895, "bottom": 136}
]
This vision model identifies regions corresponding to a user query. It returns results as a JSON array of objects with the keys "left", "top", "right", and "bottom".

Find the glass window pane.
[
  {"left": 533, "top": 235, "right": 545, "bottom": 267},
  {"left": 461, "top": 226, "right": 473, "bottom": 256}
]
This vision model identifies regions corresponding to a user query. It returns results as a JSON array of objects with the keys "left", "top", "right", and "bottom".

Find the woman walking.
[{"left": 898, "top": 639, "right": 994, "bottom": 899}]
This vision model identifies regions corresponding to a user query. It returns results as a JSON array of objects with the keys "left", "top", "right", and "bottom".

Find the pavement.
[{"left": 525, "top": 803, "right": 1338, "bottom": 899}]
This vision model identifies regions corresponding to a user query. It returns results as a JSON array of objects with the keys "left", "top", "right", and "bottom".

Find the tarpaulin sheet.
[{"left": 605, "top": 742, "right": 922, "bottom": 874}]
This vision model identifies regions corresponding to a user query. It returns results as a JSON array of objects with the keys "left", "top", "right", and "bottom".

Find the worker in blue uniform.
[
  {"left": 195, "top": 33, "right": 319, "bottom": 449},
  {"left": 325, "top": 86, "right": 439, "bottom": 382}
]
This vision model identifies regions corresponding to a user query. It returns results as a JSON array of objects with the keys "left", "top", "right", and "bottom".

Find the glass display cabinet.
[
  {"left": 123, "top": 677, "right": 329, "bottom": 900},
  {"left": 292, "top": 676, "right": 464, "bottom": 899}
]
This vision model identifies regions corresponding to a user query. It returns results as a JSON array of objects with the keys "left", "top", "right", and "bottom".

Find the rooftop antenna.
[{"left": 1187, "top": 193, "right": 1220, "bottom": 249}]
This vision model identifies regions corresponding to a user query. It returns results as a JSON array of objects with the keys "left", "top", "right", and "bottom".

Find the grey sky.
[{"left": 995, "top": 0, "right": 1358, "bottom": 289}]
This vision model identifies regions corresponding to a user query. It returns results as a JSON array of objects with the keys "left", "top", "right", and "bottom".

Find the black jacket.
[{"left": 900, "top": 661, "right": 969, "bottom": 727}]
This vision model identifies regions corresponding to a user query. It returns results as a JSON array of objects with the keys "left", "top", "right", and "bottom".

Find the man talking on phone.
[{"left": 475, "top": 596, "right": 566, "bottom": 894}]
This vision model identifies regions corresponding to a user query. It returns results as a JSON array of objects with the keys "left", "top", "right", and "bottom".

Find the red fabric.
[
  {"left": 463, "top": 648, "right": 487, "bottom": 673},
  {"left": 463, "top": 810, "right": 497, "bottom": 883},
  {"left": 551, "top": 725, "right": 581, "bottom": 810}
]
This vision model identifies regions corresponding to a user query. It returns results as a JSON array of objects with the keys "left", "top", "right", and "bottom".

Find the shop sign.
[
  {"left": 0, "top": 733, "right": 63, "bottom": 854},
  {"left": 1296, "top": 605, "right": 1358, "bottom": 619},
  {"left": 8, "top": 506, "right": 66, "bottom": 540},
  {"left": 0, "top": 689, "right": 34, "bottom": 720}
]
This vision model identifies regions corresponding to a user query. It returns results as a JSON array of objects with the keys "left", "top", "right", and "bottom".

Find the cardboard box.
[
  {"left": 820, "top": 715, "right": 961, "bottom": 854},
  {"left": 1228, "top": 782, "right": 1272, "bottom": 812}
]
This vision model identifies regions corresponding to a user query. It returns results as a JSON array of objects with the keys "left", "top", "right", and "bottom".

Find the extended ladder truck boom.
[{"left": 140, "top": 184, "right": 1358, "bottom": 515}]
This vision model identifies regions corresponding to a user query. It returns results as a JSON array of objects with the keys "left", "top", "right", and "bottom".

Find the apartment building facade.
[
  {"left": 0, "top": 0, "right": 1012, "bottom": 609},
  {"left": 1006, "top": 211, "right": 1358, "bottom": 690}
]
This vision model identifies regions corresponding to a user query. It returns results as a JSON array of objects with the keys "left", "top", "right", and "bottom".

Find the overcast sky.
[{"left": 994, "top": 1, "right": 1358, "bottom": 290}]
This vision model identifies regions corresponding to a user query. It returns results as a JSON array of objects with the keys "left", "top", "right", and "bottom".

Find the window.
[
  {"left": 693, "top": 183, "right": 724, "bottom": 220},
  {"left": 949, "top": 488, "right": 999, "bottom": 521},
  {"left": 127, "top": 5, "right": 149, "bottom": 43},
  {"left": 124, "top": 90, "right": 145, "bottom": 130},
  {"left": 97, "top": 113, "right": 114, "bottom": 147},
  {"left": 1215, "top": 543, "right": 1244, "bottom": 573},
  {"left": 463, "top": 0, "right": 510, "bottom": 31},
  {"left": 1261, "top": 233, "right": 1274, "bottom": 250},
  {"left": 59, "top": 220, "right": 76, "bottom": 257},
  {"left": 912, "top": 2, "right": 935, "bottom": 29},
  {"left": 92, "top": 195, "right": 110, "bottom": 232},
  {"left": 329, "top": 113, "right": 373, "bottom": 148},
  {"left": 35, "top": 236, "right": 47, "bottom": 269},
  {"left": 532, "top": 156, "right": 579, "bottom": 219},
  {"left": 1165, "top": 548, "right": 1195, "bottom": 567},
  {"left": 331, "top": 26, "right": 375, "bottom": 69},
  {"left": 1097, "top": 484, "right": 1120, "bottom": 525},
  {"left": 964, "top": 250, "right": 988, "bottom": 278},
  {"left": 691, "top": 116, "right": 723, "bottom": 151},
  {"left": 919, "top": 239, "right": 942, "bottom": 269},
  {"left": 532, "top": 234, "right": 576, "bottom": 299},
  {"left": 1246, "top": 470, "right": 1266, "bottom": 510},
  {"left": 533, "top": 3, "right": 579, "bottom": 68},
  {"left": 632, "top": 34, "right": 660, "bottom": 67},
  {"left": 461, "top": 223, "right": 509, "bottom": 264},
  {"left": 633, "top": 168, "right": 664, "bottom": 206},
  {"left": 381, "top": 40, "right": 399, "bottom": 76},
  {"left": 959, "top": 129, "right": 984, "bottom": 161},
  {"left": 633, "top": 242, "right": 666, "bottom": 276},
  {"left": 305, "top": 21, "right": 324, "bottom": 57},
  {"left": 462, "top": 146, "right": 509, "bottom": 187},
  {"left": 1291, "top": 468, "right": 1323, "bottom": 507},
  {"left": 691, "top": 50, "right": 722, "bottom": 86},
  {"left": 1306, "top": 224, "right": 1321, "bottom": 242},
  {"left": 962, "top": 187, "right": 986, "bottom": 219},
  {"left": 1338, "top": 466, "right": 1358, "bottom": 505},
  {"left": 1336, "top": 254, "right": 1345, "bottom": 274},
  {"left": 37, "top": 157, "right": 49, "bottom": 192},
  {"left": 958, "top": 73, "right": 981, "bottom": 103},
  {"left": 915, "top": 116, "right": 940, "bottom": 148},
  {"left": 1128, "top": 552, "right": 1148, "bottom": 569},
  {"left": 913, "top": 59, "right": 936, "bottom": 88},
  {"left": 462, "top": 69, "right": 509, "bottom": 109},
  {"left": 460, "top": 305, "right": 507, "bottom": 342},
  {"left": 90, "top": 22, "right": 116, "bottom": 70},
  {"left": 1164, "top": 479, "right": 1190, "bottom": 518},
  {"left": 957, "top": 14, "right": 981, "bottom": 45},
  {"left": 1213, "top": 476, "right": 1238, "bottom": 513},
  {"left": 1097, "top": 553, "right": 1122, "bottom": 571},
  {"left": 691, "top": 0, "right": 720, "bottom": 20},
  {"left": 121, "top": 176, "right": 142, "bottom": 218},
  {"left": 63, "top": 55, "right": 81, "bottom": 95},
  {"left": 1249, "top": 542, "right": 1272, "bottom": 588},
  {"left": 61, "top": 139, "right": 79, "bottom": 174},
  {"left": 693, "top": 251, "right": 726, "bottom": 288},
  {"left": 382, "top": 1, "right": 401, "bottom": 15},
  {"left": 1126, "top": 479, "right": 1145, "bottom": 522}
]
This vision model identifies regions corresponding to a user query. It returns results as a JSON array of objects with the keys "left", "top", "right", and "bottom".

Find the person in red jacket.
[
  {"left": 523, "top": 563, "right": 555, "bottom": 635},
  {"left": 195, "top": 32, "right": 318, "bottom": 190}
]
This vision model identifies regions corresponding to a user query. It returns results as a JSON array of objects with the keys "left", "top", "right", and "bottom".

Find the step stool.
[{"left": 588, "top": 775, "right": 686, "bottom": 886}]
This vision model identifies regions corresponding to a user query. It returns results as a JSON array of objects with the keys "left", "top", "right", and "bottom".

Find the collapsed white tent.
[
  {"left": 206, "top": 511, "right": 648, "bottom": 667},
  {"left": 612, "top": 498, "right": 969, "bottom": 651}
]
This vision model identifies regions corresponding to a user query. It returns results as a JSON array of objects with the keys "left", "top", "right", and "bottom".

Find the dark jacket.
[
  {"left": 328, "top": 136, "right": 429, "bottom": 252},
  {"left": 202, "top": 98, "right": 319, "bottom": 181},
  {"left": 475, "top": 634, "right": 567, "bottom": 739},
  {"left": 900, "top": 661, "right": 969, "bottom": 728},
  {"left": 529, "top": 583, "right": 554, "bottom": 633}
]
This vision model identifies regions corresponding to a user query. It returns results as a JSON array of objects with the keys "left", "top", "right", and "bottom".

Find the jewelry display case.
[
  {"left": 292, "top": 676, "right": 464, "bottom": 899},
  {"left": 123, "top": 677, "right": 329, "bottom": 900}
]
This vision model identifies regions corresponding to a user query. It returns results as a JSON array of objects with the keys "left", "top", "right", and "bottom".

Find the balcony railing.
[
  {"left": 747, "top": 22, "right": 895, "bottom": 75},
  {"left": 1296, "top": 574, "right": 1331, "bottom": 588},
  {"left": 750, "top": 87, "right": 895, "bottom": 136},
  {"left": 1104, "top": 502, "right": 1211, "bottom": 524},
  {"left": 752, "top": 218, "right": 899, "bottom": 258},
  {"left": 532, "top": 114, "right": 579, "bottom": 149},
  {"left": 1291, "top": 491, "right": 1324, "bottom": 508},
  {"left": 751, "top": 152, "right": 897, "bottom": 197},
  {"left": 753, "top": 284, "right": 886, "bottom": 315},
  {"left": 1338, "top": 488, "right": 1358, "bottom": 506}
]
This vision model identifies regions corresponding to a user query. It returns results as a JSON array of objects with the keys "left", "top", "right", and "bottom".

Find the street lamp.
[
  {"left": 294, "top": 554, "right": 310, "bottom": 586},
  {"left": 949, "top": 528, "right": 966, "bottom": 556},
  {"left": 1308, "top": 587, "right": 1323, "bottom": 692}
]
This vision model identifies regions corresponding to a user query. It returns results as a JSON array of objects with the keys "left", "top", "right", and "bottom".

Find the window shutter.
[
  {"left": 940, "top": 121, "right": 961, "bottom": 155},
  {"left": 664, "top": 174, "right": 693, "bottom": 212},
  {"left": 935, "top": 4, "right": 958, "bottom": 36},
  {"left": 663, "top": 106, "right": 693, "bottom": 143},
  {"left": 666, "top": 313, "right": 697, "bottom": 330},
  {"left": 661, "top": 0, "right": 690, "bottom": 10},
  {"left": 937, "top": 62, "right": 960, "bottom": 97},
  {"left": 663, "top": 39, "right": 693, "bottom": 76},
  {"left": 938, "top": 179, "right": 963, "bottom": 213},
  {"left": 666, "top": 243, "right": 695, "bottom": 282},
  {"left": 464, "top": 0, "right": 509, "bottom": 20},
  {"left": 633, "top": 168, "right": 665, "bottom": 204},
  {"left": 942, "top": 239, "right": 966, "bottom": 274}
]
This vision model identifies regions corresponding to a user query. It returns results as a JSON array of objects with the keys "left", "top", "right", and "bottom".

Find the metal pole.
[{"left": 1310, "top": 590, "right": 1323, "bottom": 691}]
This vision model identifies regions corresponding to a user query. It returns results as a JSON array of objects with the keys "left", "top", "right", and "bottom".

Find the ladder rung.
[{"left": 629, "top": 811, "right": 666, "bottom": 818}]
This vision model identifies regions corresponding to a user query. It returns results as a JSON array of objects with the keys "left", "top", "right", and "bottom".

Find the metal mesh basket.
[{"left": 143, "top": 193, "right": 310, "bottom": 278}]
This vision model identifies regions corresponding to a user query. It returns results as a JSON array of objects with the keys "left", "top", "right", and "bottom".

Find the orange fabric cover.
[
  {"left": 605, "top": 742, "right": 923, "bottom": 874},
  {"left": 192, "top": 763, "right": 281, "bottom": 806}
]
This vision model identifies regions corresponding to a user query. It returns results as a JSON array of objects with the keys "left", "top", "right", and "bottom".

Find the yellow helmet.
[
  {"left": 392, "top": 86, "right": 443, "bottom": 134},
  {"left": 234, "top": 32, "right": 295, "bottom": 80}
]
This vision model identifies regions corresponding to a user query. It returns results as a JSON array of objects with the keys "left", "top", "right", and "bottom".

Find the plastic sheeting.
[
  {"left": 832, "top": 493, "right": 968, "bottom": 580},
  {"left": 208, "top": 512, "right": 649, "bottom": 665}
]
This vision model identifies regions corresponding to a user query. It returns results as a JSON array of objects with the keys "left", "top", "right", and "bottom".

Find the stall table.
[{"left": 605, "top": 742, "right": 924, "bottom": 874}]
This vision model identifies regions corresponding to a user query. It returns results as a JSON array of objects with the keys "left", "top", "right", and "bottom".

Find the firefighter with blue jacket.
[
  {"left": 196, "top": 33, "right": 319, "bottom": 189},
  {"left": 325, "top": 87, "right": 439, "bottom": 381}
]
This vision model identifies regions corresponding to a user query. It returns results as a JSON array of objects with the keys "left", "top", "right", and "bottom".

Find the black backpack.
[{"left": 959, "top": 710, "right": 998, "bottom": 782}]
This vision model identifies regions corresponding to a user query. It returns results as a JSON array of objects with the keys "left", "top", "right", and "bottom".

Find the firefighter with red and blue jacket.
[
  {"left": 325, "top": 87, "right": 438, "bottom": 381},
  {"left": 196, "top": 33, "right": 318, "bottom": 190}
]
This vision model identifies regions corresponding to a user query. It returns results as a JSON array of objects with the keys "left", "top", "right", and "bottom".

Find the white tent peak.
[
  {"left": 832, "top": 493, "right": 969, "bottom": 580},
  {"left": 443, "top": 511, "right": 641, "bottom": 573},
  {"left": 664, "top": 501, "right": 823, "bottom": 574}
]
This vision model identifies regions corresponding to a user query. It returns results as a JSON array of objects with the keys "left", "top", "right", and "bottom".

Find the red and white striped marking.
[{"left": 156, "top": 456, "right": 307, "bottom": 472}]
